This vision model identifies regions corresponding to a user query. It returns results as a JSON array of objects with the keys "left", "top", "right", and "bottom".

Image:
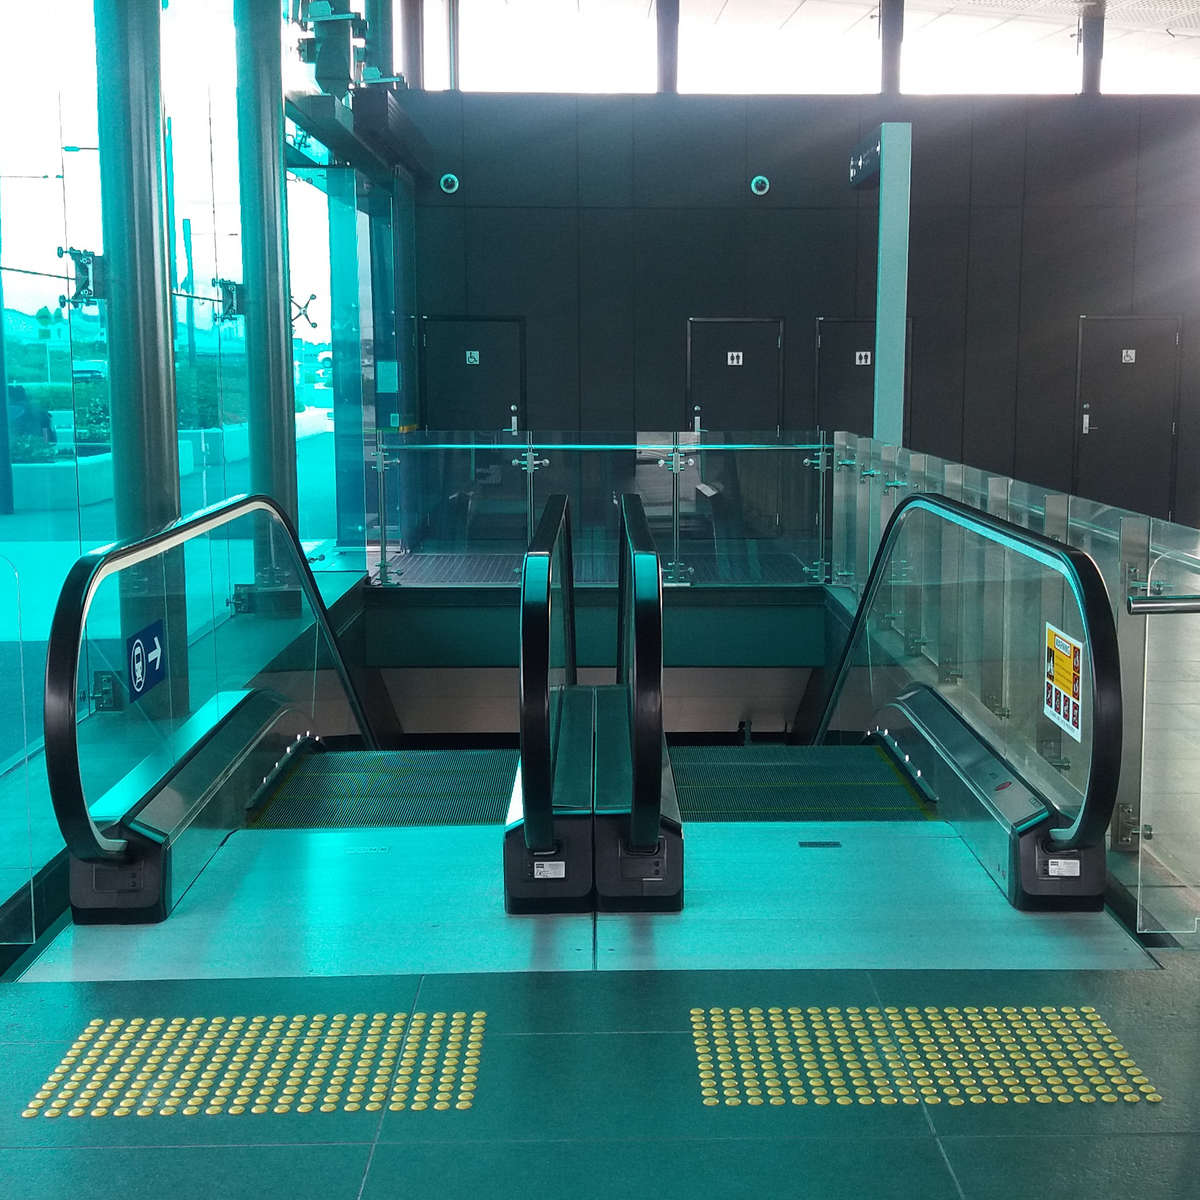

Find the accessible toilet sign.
[
  {"left": 1044, "top": 622, "right": 1082, "bottom": 742},
  {"left": 127, "top": 619, "right": 166, "bottom": 701}
]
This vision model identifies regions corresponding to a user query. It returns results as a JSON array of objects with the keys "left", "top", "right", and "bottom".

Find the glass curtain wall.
[
  {"left": 287, "top": 158, "right": 402, "bottom": 577},
  {"left": 0, "top": 0, "right": 111, "bottom": 887},
  {"left": 161, "top": 0, "right": 249, "bottom": 514},
  {"left": 678, "top": 0, "right": 881, "bottom": 94},
  {"left": 457, "top": 0, "right": 657, "bottom": 92},
  {"left": 900, "top": 1, "right": 1081, "bottom": 93},
  {"left": 1103, "top": 24, "right": 1200, "bottom": 94}
]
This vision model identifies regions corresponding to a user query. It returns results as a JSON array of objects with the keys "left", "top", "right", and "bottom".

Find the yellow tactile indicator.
[
  {"left": 689, "top": 1005, "right": 1162, "bottom": 1108},
  {"left": 22, "top": 1010, "right": 486, "bottom": 1119}
]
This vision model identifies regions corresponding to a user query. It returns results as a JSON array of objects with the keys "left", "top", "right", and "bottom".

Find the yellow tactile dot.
[
  {"left": 23, "top": 1010, "right": 485, "bottom": 1120},
  {"left": 689, "top": 1004, "right": 1159, "bottom": 1111}
]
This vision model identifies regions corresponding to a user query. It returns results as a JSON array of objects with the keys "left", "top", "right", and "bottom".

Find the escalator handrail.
[
  {"left": 518, "top": 493, "right": 578, "bottom": 852},
  {"left": 44, "top": 492, "right": 380, "bottom": 865},
  {"left": 815, "top": 492, "right": 1122, "bottom": 852},
  {"left": 616, "top": 493, "right": 665, "bottom": 852}
]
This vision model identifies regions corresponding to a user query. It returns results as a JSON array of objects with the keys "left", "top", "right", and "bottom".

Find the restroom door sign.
[{"left": 1044, "top": 623, "right": 1082, "bottom": 742}]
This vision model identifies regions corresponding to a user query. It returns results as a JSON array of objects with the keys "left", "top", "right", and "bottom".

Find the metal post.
[
  {"left": 657, "top": 0, "right": 679, "bottom": 94},
  {"left": 880, "top": 0, "right": 903, "bottom": 97},
  {"left": 93, "top": 0, "right": 180, "bottom": 540},
  {"left": 375, "top": 436, "right": 390, "bottom": 585},
  {"left": 93, "top": 0, "right": 187, "bottom": 718},
  {"left": 365, "top": 0, "right": 394, "bottom": 77},
  {"left": 401, "top": 0, "right": 424, "bottom": 89},
  {"left": 235, "top": 0, "right": 299, "bottom": 525},
  {"left": 1081, "top": 5, "right": 1105, "bottom": 96},
  {"left": 873, "top": 123, "right": 911, "bottom": 447},
  {"left": 447, "top": 0, "right": 460, "bottom": 90},
  {"left": 1113, "top": 515, "right": 1150, "bottom": 851}
]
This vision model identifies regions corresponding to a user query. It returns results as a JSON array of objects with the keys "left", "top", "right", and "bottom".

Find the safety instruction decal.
[{"left": 1045, "top": 623, "right": 1083, "bottom": 743}]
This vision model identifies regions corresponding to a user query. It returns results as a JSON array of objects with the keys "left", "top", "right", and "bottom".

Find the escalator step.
[
  {"left": 251, "top": 749, "right": 519, "bottom": 829},
  {"left": 669, "top": 744, "right": 931, "bottom": 822}
]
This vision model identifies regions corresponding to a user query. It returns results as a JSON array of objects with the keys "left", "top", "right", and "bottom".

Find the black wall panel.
[
  {"left": 745, "top": 207, "right": 859, "bottom": 429},
  {"left": 1137, "top": 100, "right": 1200, "bottom": 207},
  {"left": 580, "top": 210, "right": 635, "bottom": 430},
  {"left": 1015, "top": 205, "right": 1137, "bottom": 489},
  {"left": 415, "top": 206, "right": 467, "bottom": 313},
  {"left": 578, "top": 97, "right": 634, "bottom": 207},
  {"left": 962, "top": 207, "right": 1022, "bottom": 475},
  {"left": 1024, "top": 100, "right": 1140, "bottom": 208},
  {"left": 403, "top": 92, "right": 1200, "bottom": 517},
  {"left": 461, "top": 94, "right": 579, "bottom": 207},
  {"left": 404, "top": 91, "right": 464, "bottom": 207},
  {"left": 907, "top": 204, "right": 969, "bottom": 460},
  {"left": 632, "top": 96, "right": 747, "bottom": 208},
  {"left": 634, "top": 207, "right": 747, "bottom": 428},
  {"left": 968, "top": 100, "right": 1028, "bottom": 207},
  {"left": 465, "top": 207, "right": 580, "bottom": 429},
  {"left": 744, "top": 98, "right": 862, "bottom": 209}
]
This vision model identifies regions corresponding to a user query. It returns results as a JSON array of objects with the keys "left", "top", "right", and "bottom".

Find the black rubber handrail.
[
  {"left": 518, "top": 493, "right": 578, "bottom": 852},
  {"left": 814, "top": 493, "right": 1122, "bottom": 852},
  {"left": 44, "top": 492, "right": 379, "bottom": 865},
  {"left": 616, "top": 494, "right": 665, "bottom": 852}
]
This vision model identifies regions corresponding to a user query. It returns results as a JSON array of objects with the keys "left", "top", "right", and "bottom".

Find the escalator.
[
  {"left": 666, "top": 492, "right": 1123, "bottom": 913},
  {"left": 39, "top": 489, "right": 678, "bottom": 934},
  {"left": 42, "top": 493, "right": 524, "bottom": 926},
  {"left": 29, "top": 486, "right": 1129, "bottom": 980},
  {"left": 503, "top": 492, "right": 681, "bottom": 913}
]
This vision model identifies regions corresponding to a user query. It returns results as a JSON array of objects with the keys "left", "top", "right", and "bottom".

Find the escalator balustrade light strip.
[
  {"left": 689, "top": 1006, "right": 1162, "bottom": 1109},
  {"left": 21, "top": 1011, "right": 486, "bottom": 1119}
]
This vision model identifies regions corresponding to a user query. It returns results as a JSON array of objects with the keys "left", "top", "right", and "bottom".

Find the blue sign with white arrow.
[{"left": 127, "top": 619, "right": 166, "bottom": 700}]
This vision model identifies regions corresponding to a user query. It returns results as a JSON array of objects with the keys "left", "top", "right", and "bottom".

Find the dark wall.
[{"left": 401, "top": 92, "right": 1200, "bottom": 520}]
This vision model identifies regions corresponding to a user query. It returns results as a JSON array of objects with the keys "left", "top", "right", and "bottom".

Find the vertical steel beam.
[
  {"left": 658, "top": 0, "right": 680, "bottom": 94},
  {"left": 873, "top": 123, "right": 911, "bottom": 448},
  {"left": 401, "top": 0, "right": 424, "bottom": 89},
  {"left": 1081, "top": 3, "right": 1105, "bottom": 96},
  {"left": 447, "top": 0, "right": 460, "bottom": 90},
  {"left": 94, "top": 0, "right": 188, "bottom": 719},
  {"left": 93, "top": 0, "right": 180, "bottom": 540},
  {"left": 235, "top": 0, "right": 299, "bottom": 524},
  {"left": 880, "top": 0, "right": 904, "bottom": 97},
  {"left": 366, "top": 0, "right": 395, "bottom": 77}
]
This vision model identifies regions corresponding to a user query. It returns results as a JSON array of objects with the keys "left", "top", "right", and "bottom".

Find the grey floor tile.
[
  {"left": 374, "top": 1030, "right": 931, "bottom": 1146},
  {"left": 411, "top": 967, "right": 880, "bottom": 1035},
  {"left": 363, "top": 1135, "right": 959, "bottom": 1200},
  {"left": 944, "top": 1133, "right": 1200, "bottom": 1200},
  {"left": 0, "top": 1143, "right": 374, "bottom": 1200}
]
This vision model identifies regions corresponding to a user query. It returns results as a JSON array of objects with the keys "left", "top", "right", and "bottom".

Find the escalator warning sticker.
[
  {"left": 533, "top": 861, "right": 565, "bottom": 880},
  {"left": 1045, "top": 623, "right": 1083, "bottom": 744}
]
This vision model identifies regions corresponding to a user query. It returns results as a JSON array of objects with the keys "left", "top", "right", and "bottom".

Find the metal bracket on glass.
[
  {"left": 883, "top": 477, "right": 908, "bottom": 490},
  {"left": 1114, "top": 803, "right": 1141, "bottom": 850},
  {"left": 90, "top": 670, "right": 123, "bottom": 712},
  {"left": 57, "top": 246, "right": 104, "bottom": 309},
  {"left": 290, "top": 292, "right": 318, "bottom": 329},
  {"left": 836, "top": 458, "right": 857, "bottom": 469},
  {"left": 803, "top": 452, "right": 829, "bottom": 471},
  {"left": 657, "top": 451, "right": 694, "bottom": 474},
  {"left": 512, "top": 451, "right": 550, "bottom": 474},
  {"left": 860, "top": 468, "right": 880, "bottom": 480},
  {"left": 212, "top": 278, "right": 246, "bottom": 323}
]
